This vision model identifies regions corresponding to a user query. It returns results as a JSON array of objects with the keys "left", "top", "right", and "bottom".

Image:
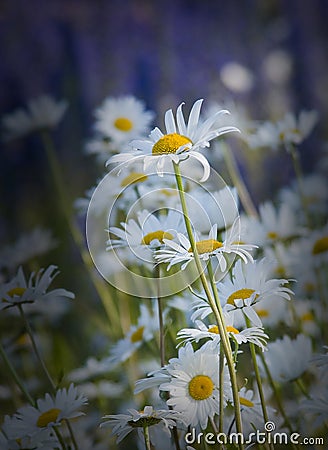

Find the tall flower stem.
[
  {"left": 40, "top": 131, "right": 118, "bottom": 329},
  {"left": 221, "top": 142, "right": 258, "bottom": 218},
  {"left": 244, "top": 316, "right": 273, "bottom": 450},
  {"left": 258, "top": 352, "right": 300, "bottom": 450},
  {"left": 18, "top": 304, "right": 56, "bottom": 392},
  {"left": 287, "top": 143, "right": 312, "bottom": 228},
  {"left": 0, "top": 340, "right": 35, "bottom": 406},
  {"left": 154, "top": 264, "right": 165, "bottom": 366},
  {"left": 18, "top": 304, "right": 79, "bottom": 450},
  {"left": 143, "top": 425, "right": 152, "bottom": 450},
  {"left": 173, "top": 162, "right": 244, "bottom": 448}
]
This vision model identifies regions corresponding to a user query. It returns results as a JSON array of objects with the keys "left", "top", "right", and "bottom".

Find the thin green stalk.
[
  {"left": 143, "top": 424, "right": 152, "bottom": 450},
  {"left": 53, "top": 426, "right": 67, "bottom": 450},
  {"left": 0, "top": 340, "right": 35, "bottom": 406},
  {"left": 154, "top": 264, "right": 165, "bottom": 366},
  {"left": 244, "top": 316, "right": 274, "bottom": 450},
  {"left": 221, "top": 142, "right": 258, "bottom": 218},
  {"left": 40, "top": 130, "right": 118, "bottom": 328},
  {"left": 259, "top": 352, "right": 300, "bottom": 450},
  {"left": 18, "top": 304, "right": 56, "bottom": 392},
  {"left": 287, "top": 143, "right": 312, "bottom": 228},
  {"left": 18, "top": 305, "right": 79, "bottom": 450},
  {"left": 173, "top": 162, "right": 244, "bottom": 448},
  {"left": 295, "top": 378, "right": 311, "bottom": 399}
]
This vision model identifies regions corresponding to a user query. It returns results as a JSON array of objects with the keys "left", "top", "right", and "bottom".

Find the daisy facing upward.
[{"left": 108, "top": 98, "right": 239, "bottom": 182}]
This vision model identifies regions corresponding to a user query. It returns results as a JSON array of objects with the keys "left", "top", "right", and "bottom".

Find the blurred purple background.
[{"left": 1, "top": 0, "right": 327, "bottom": 244}]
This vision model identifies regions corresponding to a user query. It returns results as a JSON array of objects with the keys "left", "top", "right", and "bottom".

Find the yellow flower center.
[
  {"left": 227, "top": 288, "right": 256, "bottom": 305},
  {"left": 130, "top": 326, "right": 144, "bottom": 343},
  {"left": 37, "top": 408, "right": 61, "bottom": 427},
  {"left": 120, "top": 172, "right": 148, "bottom": 187},
  {"left": 312, "top": 236, "right": 328, "bottom": 255},
  {"left": 239, "top": 396, "right": 254, "bottom": 408},
  {"left": 226, "top": 325, "right": 240, "bottom": 334},
  {"left": 141, "top": 230, "right": 174, "bottom": 246},
  {"left": 160, "top": 188, "right": 178, "bottom": 197},
  {"left": 114, "top": 117, "right": 133, "bottom": 132},
  {"left": 267, "top": 231, "right": 278, "bottom": 240},
  {"left": 301, "top": 312, "right": 314, "bottom": 322},
  {"left": 189, "top": 239, "right": 223, "bottom": 255},
  {"left": 3, "top": 287, "right": 26, "bottom": 303},
  {"left": 256, "top": 309, "right": 269, "bottom": 318},
  {"left": 152, "top": 133, "right": 192, "bottom": 155},
  {"left": 7, "top": 287, "right": 26, "bottom": 297},
  {"left": 188, "top": 375, "right": 214, "bottom": 401},
  {"left": 207, "top": 325, "right": 239, "bottom": 334},
  {"left": 208, "top": 325, "right": 219, "bottom": 334}
]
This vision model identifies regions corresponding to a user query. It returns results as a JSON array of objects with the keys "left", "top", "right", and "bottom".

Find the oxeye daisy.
[
  {"left": 12, "top": 384, "right": 87, "bottom": 437},
  {"left": 218, "top": 258, "right": 293, "bottom": 327},
  {"left": 106, "top": 303, "right": 159, "bottom": 366},
  {"left": 2, "top": 95, "right": 68, "bottom": 141},
  {"left": 100, "top": 405, "right": 185, "bottom": 444},
  {"left": 93, "top": 95, "right": 154, "bottom": 147},
  {"left": 108, "top": 99, "right": 239, "bottom": 182},
  {"left": 260, "top": 334, "right": 312, "bottom": 382},
  {"left": 0, "top": 265, "right": 75, "bottom": 311},
  {"left": 160, "top": 342, "right": 232, "bottom": 429},
  {"left": 107, "top": 209, "right": 185, "bottom": 265},
  {"left": 177, "top": 315, "right": 268, "bottom": 352},
  {"left": 240, "top": 201, "right": 304, "bottom": 247},
  {"left": 155, "top": 221, "right": 255, "bottom": 273}
]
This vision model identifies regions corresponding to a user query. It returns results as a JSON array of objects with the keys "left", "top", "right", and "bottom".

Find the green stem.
[
  {"left": 295, "top": 378, "right": 311, "bottom": 399},
  {"left": 18, "top": 305, "right": 79, "bottom": 449},
  {"left": 0, "top": 340, "right": 35, "bottom": 406},
  {"left": 53, "top": 426, "right": 67, "bottom": 450},
  {"left": 143, "top": 424, "right": 152, "bottom": 450},
  {"left": 173, "top": 162, "right": 244, "bottom": 448},
  {"left": 221, "top": 142, "right": 258, "bottom": 218},
  {"left": 40, "top": 130, "right": 118, "bottom": 328},
  {"left": 259, "top": 353, "right": 300, "bottom": 450},
  {"left": 287, "top": 144, "right": 312, "bottom": 228},
  {"left": 18, "top": 304, "right": 56, "bottom": 392},
  {"left": 154, "top": 264, "right": 165, "bottom": 366},
  {"left": 244, "top": 316, "right": 274, "bottom": 450},
  {"left": 244, "top": 317, "right": 269, "bottom": 420}
]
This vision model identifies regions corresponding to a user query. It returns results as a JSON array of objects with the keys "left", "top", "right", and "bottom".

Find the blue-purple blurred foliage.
[{"left": 1, "top": 0, "right": 328, "bottom": 276}]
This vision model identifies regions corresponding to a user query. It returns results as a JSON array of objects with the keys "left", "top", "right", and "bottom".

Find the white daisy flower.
[
  {"left": 299, "top": 387, "right": 328, "bottom": 431},
  {"left": 260, "top": 334, "right": 312, "bottom": 382},
  {"left": 160, "top": 342, "right": 232, "bottom": 429},
  {"left": 155, "top": 221, "right": 255, "bottom": 273},
  {"left": 247, "top": 120, "right": 281, "bottom": 150},
  {"left": 108, "top": 99, "right": 239, "bottom": 182},
  {"left": 0, "top": 265, "right": 75, "bottom": 311},
  {"left": 106, "top": 303, "right": 159, "bottom": 366},
  {"left": 93, "top": 95, "right": 154, "bottom": 147},
  {"left": 107, "top": 209, "right": 185, "bottom": 265},
  {"left": 230, "top": 387, "right": 276, "bottom": 437},
  {"left": 12, "top": 384, "right": 87, "bottom": 437},
  {"left": 177, "top": 315, "right": 269, "bottom": 351},
  {"left": 100, "top": 405, "right": 184, "bottom": 444},
  {"left": 279, "top": 173, "right": 328, "bottom": 219},
  {"left": 2, "top": 95, "right": 68, "bottom": 141},
  {"left": 247, "top": 110, "right": 318, "bottom": 150},
  {"left": 0, "top": 414, "right": 58, "bottom": 449},
  {"left": 0, "top": 228, "right": 57, "bottom": 271},
  {"left": 311, "top": 346, "right": 328, "bottom": 376},
  {"left": 218, "top": 258, "right": 293, "bottom": 327},
  {"left": 240, "top": 201, "right": 304, "bottom": 247},
  {"left": 276, "top": 110, "right": 319, "bottom": 146}
]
